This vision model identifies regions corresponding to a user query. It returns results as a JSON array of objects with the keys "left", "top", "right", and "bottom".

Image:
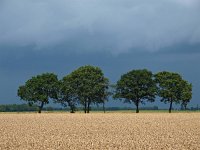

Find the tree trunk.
[
  {"left": 84, "top": 101, "right": 87, "bottom": 113},
  {"left": 38, "top": 108, "right": 41, "bottom": 113},
  {"left": 87, "top": 101, "right": 90, "bottom": 113},
  {"left": 169, "top": 99, "right": 173, "bottom": 113},
  {"left": 184, "top": 104, "right": 187, "bottom": 110},
  {"left": 70, "top": 105, "right": 75, "bottom": 113},
  {"left": 38, "top": 101, "right": 44, "bottom": 113},
  {"left": 135, "top": 101, "right": 139, "bottom": 113},
  {"left": 68, "top": 101, "right": 75, "bottom": 113},
  {"left": 103, "top": 102, "right": 105, "bottom": 113}
]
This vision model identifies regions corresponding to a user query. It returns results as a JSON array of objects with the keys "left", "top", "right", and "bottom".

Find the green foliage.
[
  {"left": 180, "top": 80, "right": 192, "bottom": 110},
  {"left": 16, "top": 67, "right": 193, "bottom": 114},
  {"left": 65, "top": 65, "right": 109, "bottom": 113},
  {"left": 0, "top": 104, "right": 38, "bottom": 112},
  {"left": 155, "top": 71, "right": 192, "bottom": 113},
  {"left": 17, "top": 73, "right": 59, "bottom": 113},
  {"left": 114, "top": 69, "right": 156, "bottom": 113},
  {"left": 56, "top": 75, "right": 78, "bottom": 113}
]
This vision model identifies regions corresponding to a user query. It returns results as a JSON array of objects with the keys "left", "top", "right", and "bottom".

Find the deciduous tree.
[
  {"left": 67, "top": 65, "right": 109, "bottom": 113},
  {"left": 18, "top": 73, "right": 58, "bottom": 113},
  {"left": 155, "top": 71, "right": 192, "bottom": 113},
  {"left": 180, "top": 80, "right": 192, "bottom": 110},
  {"left": 56, "top": 75, "right": 78, "bottom": 113},
  {"left": 114, "top": 69, "right": 156, "bottom": 113}
]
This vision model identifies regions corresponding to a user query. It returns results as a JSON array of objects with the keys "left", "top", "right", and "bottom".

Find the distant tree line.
[
  {"left": 0, "top": 104, "right": 38, "bottom": 112},
  {"left": 1, "top": 104, "right": 200, "bottom": 112},
  {"left": 0, "top": 104, "right": 158, "bottom": 112},
  {"left": 17, "top": 65, "right": 192, "bottom": 113},
  {"left": 0, "top": 104, "right": 61, "bottom": 112}
]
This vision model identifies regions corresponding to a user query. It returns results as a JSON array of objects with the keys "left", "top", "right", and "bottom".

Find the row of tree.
[{"left": 17, "top": 65, "right": 192, "bottom": 113}]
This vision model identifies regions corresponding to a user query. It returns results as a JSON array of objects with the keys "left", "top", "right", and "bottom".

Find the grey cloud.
[{"left": 0, "top": 0, "right": 200, "bottom": 54}]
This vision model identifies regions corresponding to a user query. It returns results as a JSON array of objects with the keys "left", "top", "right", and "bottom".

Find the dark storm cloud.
[{"left": 0, "top": 0, "right": 200, "bottom": 54}]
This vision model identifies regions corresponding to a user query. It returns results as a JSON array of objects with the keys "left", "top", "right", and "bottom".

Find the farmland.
[{"left": 0, "top": 113, "right": 200, "bottom": 150}]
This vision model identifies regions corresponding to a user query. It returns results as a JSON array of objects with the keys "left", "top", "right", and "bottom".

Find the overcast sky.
[{"left": 0, "top": 0, "right": 200, "bottom": 108}]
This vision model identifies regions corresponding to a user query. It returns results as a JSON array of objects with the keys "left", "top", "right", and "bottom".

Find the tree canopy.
[
  {"left": 155, "top": 71, "right": 192, "bottom": 113},
  {"left": 114, "top": 69, "right": 157, "bottom": 113},
  {"left": 56, "top": 74, "right": 78, "bottom": 113},
  {"left": 180, "top": 80, "right": 192, "bottom": 110},
  {"left": 66, "top": 65, "right": 109, "bottom": 113},
  {"left": 17, "top": 73, "right": 59, "bottom": 113}
]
